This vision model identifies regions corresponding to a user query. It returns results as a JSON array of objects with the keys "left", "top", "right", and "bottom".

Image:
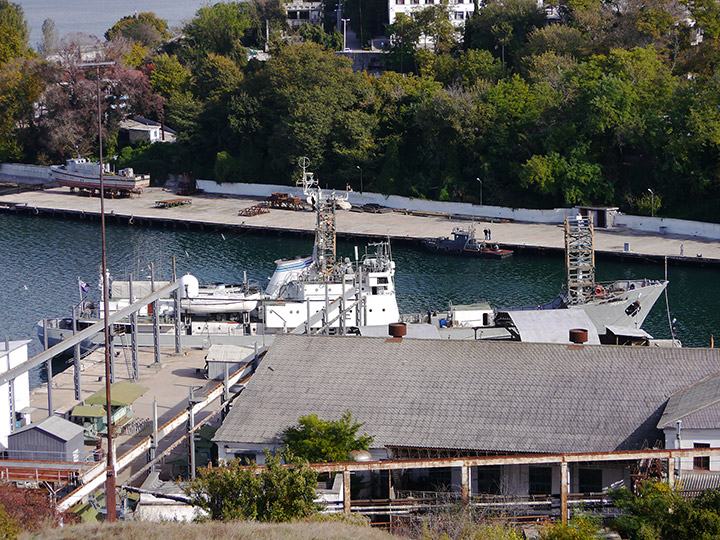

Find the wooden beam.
[
  {"left": 560, "top": 460, "right": 568, "bottom": 523},
  {"left": 343, "top": 470, "right": 351, "bottom": 515}
]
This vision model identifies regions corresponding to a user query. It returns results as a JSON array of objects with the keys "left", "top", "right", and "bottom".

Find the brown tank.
[
  {"left": 389, "top": 322, "right": 407, "bottom": 338},
  {"left": 569, "top": 328, "right": 589, "bottom": 344}
]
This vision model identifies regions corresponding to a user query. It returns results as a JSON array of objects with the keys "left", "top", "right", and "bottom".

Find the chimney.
[
  {"left": 387, "top": 322, "right": 407, "bottom": 342},
  {"left": 569, "top": 328, "right": 588, "bottom": 348}
]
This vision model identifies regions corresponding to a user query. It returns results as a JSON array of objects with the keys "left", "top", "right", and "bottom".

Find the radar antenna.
[{"left": 296, "top": 157, "right": 350, "bottom": 278}]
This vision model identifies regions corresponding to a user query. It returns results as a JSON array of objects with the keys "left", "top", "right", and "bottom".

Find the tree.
[
  {"left": 185, "top": 449, "right": 318, "bottom": 522},
  {"left": 464, "top": 0, "right": 546, "bottom": 70},
  {"left": 37, "top": 18, "right": 58, "bottom": 58},
  {"left": 0, "top": 0, "right": 28, "bottom": 66},
  {"left": 0, "top": 55, "right": 44, "bottom": 160},
  {"left": 181, "top": 2, "right": 252, "bottom": 66},
  {"left": 0, "top": 484, "right": 74, "bottom": 532},
  {"left": 105, "top": 12, "right": 170, "bottom": 47},
  {"left": 282, "top": 410, "right": 374, "bottom": 463}
]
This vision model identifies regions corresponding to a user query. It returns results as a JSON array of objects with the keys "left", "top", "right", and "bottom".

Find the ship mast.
[
  {"left": 564, "top": 214, "right": 595, "bottom": 305},
  {"left": 297, "top": 157, "right": 349, "bottom": 279}
]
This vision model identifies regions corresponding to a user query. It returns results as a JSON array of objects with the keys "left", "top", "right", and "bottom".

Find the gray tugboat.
[{"left": 423, "top": 224, "right": 513, "bottom": 259}]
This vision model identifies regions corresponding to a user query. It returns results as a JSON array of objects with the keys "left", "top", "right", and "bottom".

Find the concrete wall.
[
  {"left": 0, "top": 163, "right": 54, "bottom": 185},
  {"left": 615, "top": 214, "right": 720, "bottom": 241},
  {"left": 196, "top": 179, "right": 572, "bottom": 223},
  {"left": 198, "top": 179, "right": 720, "bottom": 240}
]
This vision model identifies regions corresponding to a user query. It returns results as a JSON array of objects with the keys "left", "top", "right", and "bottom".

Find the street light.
[
  {"left": 476, "top": 177, "right": 483, "bottom": 206},
  {"left": 648, "top": 188, "right": 654, "bottom": 218},
  {"left": 356, "top": 165, "right": 363, "bottom": 194},
  {"left": 342, "top": 18, "right": 350, "bottom": 50}
]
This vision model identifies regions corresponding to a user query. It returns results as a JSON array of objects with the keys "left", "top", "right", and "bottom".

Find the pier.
[{"left": 0, "top": 187, "right": 718, "bottom": 265}]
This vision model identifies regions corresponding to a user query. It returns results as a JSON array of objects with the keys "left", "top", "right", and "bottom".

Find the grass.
[{"left": 18, "top": 519, "right": 402, "bottom": 540}]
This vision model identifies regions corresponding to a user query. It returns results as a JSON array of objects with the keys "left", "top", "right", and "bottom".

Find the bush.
[{"left": 185, "top": 449, "right": 319, "bottom": 522}]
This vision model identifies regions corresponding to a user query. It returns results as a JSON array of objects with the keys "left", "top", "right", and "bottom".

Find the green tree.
[
  {"left": 105, "top": 12, "right": 170, "bottom": 47},
  {"left": 194, "top": 53, "right": 243, "bottom": 100},
  {"left": 283, "top": 410, "right": 374, "bottom": 463},
  {"left": 464, "top": 0, "right": 546, "bottom": 70},
  {"left": 185, "top": 449, "right": 318, "bottom": 522},
  {"left": 181, "top": 2, "right": 252, "bottom": 65},
  {"left": 608, "top": 480, "right": 679, "bottom": 540},
  {"left": 149, "top": 53, "right": 190, "bottom": 98},
  {"left": 0, "top": 0, "right": 28, "bottom": 66},
  {"left": 300, "top": 23, "right": 343, "bottom": 51}
]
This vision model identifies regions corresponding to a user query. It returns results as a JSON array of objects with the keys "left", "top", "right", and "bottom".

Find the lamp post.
[
  {"left": 342, "top": 18, "right": 350, "bottom": 50},
  {"left": 648, "top": 188, "right": 654, "bottom": 218},
  {"left": 476, "top": 177, "right": 483, "bottom": 206},
  {"left": 356, "top": 165, "right": 363, "bottom": 194},
  {"left": 78, "top": 60, "right": 117, "bottom": 522}
]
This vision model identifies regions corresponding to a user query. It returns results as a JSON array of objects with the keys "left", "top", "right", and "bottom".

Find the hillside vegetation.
[
  {"left": 17, "top": 520, "right": 402, "bottom": 540},
  {"left": 2, "top": 0, "right": 720, "bottom": 220}
]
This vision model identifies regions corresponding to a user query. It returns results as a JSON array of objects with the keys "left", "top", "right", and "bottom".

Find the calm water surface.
[
  {"left": 1, "top": 213, "right": 717, "bottom": 362},
  {"left": 17, "top": 0, "right": 206, "bottom": 48}
]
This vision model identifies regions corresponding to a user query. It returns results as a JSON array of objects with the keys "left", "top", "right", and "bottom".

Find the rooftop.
[{"left": 214, "top": 335, "right": 720, "bottom": 455}]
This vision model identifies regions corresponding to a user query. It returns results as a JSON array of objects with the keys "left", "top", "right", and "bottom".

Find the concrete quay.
[{"left": 1, "top": 186, "right": 718, "bottom": 265}]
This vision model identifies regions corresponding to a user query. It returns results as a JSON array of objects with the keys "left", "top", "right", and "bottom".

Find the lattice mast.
[
  {"left": 297, "top": 157, "right": 347, "bottom": 279},
  {"left": 564, "top": 214, "right": 595, "bottom": 305}
]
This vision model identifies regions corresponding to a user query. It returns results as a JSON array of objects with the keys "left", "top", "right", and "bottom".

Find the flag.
[{"left": 79, "top": 279, "right": 89, "bottom": 293}]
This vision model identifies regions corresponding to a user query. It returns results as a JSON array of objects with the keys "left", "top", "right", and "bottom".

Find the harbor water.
[{"left": 0, "top": 212, "right": 717, "bottom": 381}]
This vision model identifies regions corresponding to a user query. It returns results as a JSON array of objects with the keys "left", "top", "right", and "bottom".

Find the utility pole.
[{"left": 79, "top": 59, "right": 117, "bottom": 522}]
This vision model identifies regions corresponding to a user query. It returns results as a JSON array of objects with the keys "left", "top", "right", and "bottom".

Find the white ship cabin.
[{"left": 63, "top": 158, "right": 111, "bottom": 175}]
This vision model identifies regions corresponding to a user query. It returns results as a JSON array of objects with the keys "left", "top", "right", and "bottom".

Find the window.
[
  {"left": 396, "top": 0, "right": 405, "bottom": 4},
  {"left": 529, "top": 466, "right": 552, "bottom": 495},
  {"left": 477, "top": 466, "right": 502, "bottom": 494},
  {"left": 454, "top": 11, "right": 465, "bottom": 19},
  {"left": 694, "top": 443, "right": 711, "bottom": 470},
  {"left": 578, "top": 468, "right": 602, "bottom": 493}
]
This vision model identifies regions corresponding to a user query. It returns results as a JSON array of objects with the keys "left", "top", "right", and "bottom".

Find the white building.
[
  {"left": 0, "top": 340, "right": 32, "bottom": 450},
  {"left": 388, "top": 0, "right": 476, "bottom": 30}
]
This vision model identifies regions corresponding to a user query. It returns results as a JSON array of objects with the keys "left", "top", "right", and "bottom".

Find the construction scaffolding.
[{"left": 564, "top": 215, "right": 595, "bottom": 305}]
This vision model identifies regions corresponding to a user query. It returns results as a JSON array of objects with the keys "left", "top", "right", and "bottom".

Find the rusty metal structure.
[
  {"left": 238, "top": 203, "right": 270, "bottom": 217},
  {"left": 265, "top": 192, "right": 306, "bottom": 210},
  {"left": 564, "top": 214, "right": 595, "bottom": 305}
]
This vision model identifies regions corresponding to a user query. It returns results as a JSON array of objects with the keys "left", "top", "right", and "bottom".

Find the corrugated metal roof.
[
  {"left": 86, "top": 381, "right": 148, "bottom": 407},
  {"left": 214, "top": 335, "right": 720, "bottom": 455},
  {"left": 11, "top": 415, "right": 85, "bottom": 441},
  {"left": 505, "top": 310, "right": 600, "bottom": 344},
  {"left": 657, "top": 372, "right": 720, "bottom": 429},
  {"left": 71, "top": 405, "right": 106, "bottom": 418},
  {"left": 205, "top": 344, "right": 252, "bottom": 363},
  {"left": 358, "top": 324, "right": 441, "bottom": 339}
]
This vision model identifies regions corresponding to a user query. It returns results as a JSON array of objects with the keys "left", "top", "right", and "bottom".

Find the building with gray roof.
[
  {"left": 8, "top": 415, "right": 85, "bottom": 462},
  {"left": 214, "top": 334, "right": 720, "bottom": 495}
]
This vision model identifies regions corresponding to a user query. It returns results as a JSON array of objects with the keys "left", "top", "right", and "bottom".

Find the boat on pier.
[{"left": 50, "top": 158, "right": 150, "bottom": 196}]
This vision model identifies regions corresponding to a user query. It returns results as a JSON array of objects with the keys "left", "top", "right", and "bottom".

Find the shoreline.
[{"left": 0, "top": 186, "right": 718, "bottom": 267}]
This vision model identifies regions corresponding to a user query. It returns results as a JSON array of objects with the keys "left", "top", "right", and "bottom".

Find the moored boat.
[
  {"left": 423, "top": 225, "right": 513, "bottom": 259},
  {"left": 50, "top": 158, "right": 150, "bottom": 195}
]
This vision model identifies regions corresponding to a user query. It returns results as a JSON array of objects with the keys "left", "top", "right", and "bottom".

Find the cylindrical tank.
[{"left": 179, "top": 274, "right": 199, "bottom": 298}]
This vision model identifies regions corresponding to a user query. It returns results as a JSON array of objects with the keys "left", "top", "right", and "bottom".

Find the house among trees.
[
  {"left": 214, "top": 334, "right": 720, "bottom": 497},
  {"left": 119, "top": 116, "right": 176, "bottom": 144}
]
